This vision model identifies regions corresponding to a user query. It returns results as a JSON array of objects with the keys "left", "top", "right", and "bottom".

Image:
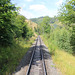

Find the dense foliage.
[
  {"left": 0, "top": 0, "right": 16, "bottom": 46},
  {"left": 49, "top": 27, "right": 72, "bottom": 53},
  {"left": 58, "top": 0, "right": 75, "bottom": 25},
  {"left": 0, "top": 0, "right": 33, "bottom": 46},
  {"left": 58, "top": 0, "right": 75, "bottom": 54},
  {"left": 70, "top": 25, "right": 75, "bottom": 54},
  {"left": 0, "top": 0, "right": 33, "bottom": 74},
  {"left": 37, "top": 16, "right": 51, "bottom": 34},
  {"left": 12, "top": 14, "right": 33, "bottom": 39}
]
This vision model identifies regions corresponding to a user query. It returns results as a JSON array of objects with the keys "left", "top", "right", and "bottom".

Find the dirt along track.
[
  {"left": 13, "top": 36, "right": 61, "bottom": 75},
  {"left": 26, "top": 36, "right": 46, "bottom": 75}
]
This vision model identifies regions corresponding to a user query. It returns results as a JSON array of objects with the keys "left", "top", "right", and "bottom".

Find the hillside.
[
  {"left": 30, "top": 16, "right": 57, "bottom": 24},
  {"left": 26, "top": 19, "right": 38, "bottom": 36},
  {"left": 30, "top": 17, "right": 44, "bottom": 25},
  {"left": 26, "top": 19, "right": 37, "bottom": 31},
  {"left": 30, "top": 16, "right": 63, "bottom": 28}
]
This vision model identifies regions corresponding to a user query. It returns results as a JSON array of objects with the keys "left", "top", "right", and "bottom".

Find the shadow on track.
[{"left": 12, "top": 38, "right": 50, "bottom": 75}]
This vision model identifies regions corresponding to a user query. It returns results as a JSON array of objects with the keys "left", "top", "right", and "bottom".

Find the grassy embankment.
[
  {"left": 41, "top": 35, "right": 75, "bottom": 75},
  {"left": 0, "top": 36, "right": 37, "bottom": 75}
]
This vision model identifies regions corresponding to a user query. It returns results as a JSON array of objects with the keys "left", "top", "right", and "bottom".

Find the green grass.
[
  {"left": 52, "top": 50, "right": 75, "bottom": 75},
  {"left": 0, "top": 36, "right": 36, "bottom": 75},
  {"left": 41, "top": 35, "right": 75, "bottom": 75}
]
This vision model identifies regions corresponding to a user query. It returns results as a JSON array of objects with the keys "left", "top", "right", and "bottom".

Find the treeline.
[
  {"left": 0, "top": 0, "right": 33, "bottom": 46},
  {"left": 0, "top": 0, "right": 33, "bottom": 74},
  {"left": 57, "top": 0, "right": 75, "bottom": 54},
  {"left": 36, "top": 0, "right": 75, "bottom": 54},
  {"left": 37, "top": 16, "right": 51, "bottom": 34},
  {"left": 30, "top": 16, "right": 57, "bottom": 25}
]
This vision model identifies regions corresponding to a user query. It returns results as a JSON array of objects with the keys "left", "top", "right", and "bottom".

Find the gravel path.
[{"left": 12, "top": 37, "right": 62, "bottom": 75}]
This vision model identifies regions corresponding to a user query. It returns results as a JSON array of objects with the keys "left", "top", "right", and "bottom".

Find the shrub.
[{"left": 49, "top": 27, "right": 72, "bottom": 53}]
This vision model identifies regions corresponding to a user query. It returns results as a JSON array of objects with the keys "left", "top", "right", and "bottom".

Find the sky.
[{"left": 11, "top": 0, "right": 65, "bottom": 19}]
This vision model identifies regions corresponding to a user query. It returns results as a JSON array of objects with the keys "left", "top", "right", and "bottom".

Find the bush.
[
  {"left": 70, "top": 25, "right": 75, "bottom": 54},
  {"left": 49, "top": 27, "right": 72, "bottom": 53}
]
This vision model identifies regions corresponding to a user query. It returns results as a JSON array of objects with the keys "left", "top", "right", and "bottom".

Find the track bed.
[{"left": 26, "top": 36, "right": 46, "bottom": 75}]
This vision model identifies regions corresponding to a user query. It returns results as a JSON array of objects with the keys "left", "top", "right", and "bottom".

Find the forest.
[
  {"left": 0, "top": 0, "right": 75, "bottom": 75},
  {"left": 34, "top": 0, "right": 75, "bottom": 75},
  {"left": 0, "top": 0, "right": 34, "bottom": 74}
]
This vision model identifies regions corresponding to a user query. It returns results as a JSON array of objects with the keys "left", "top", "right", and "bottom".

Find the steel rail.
[
  {"left": 26, "top": 38, "right": 38, "bottom": 75},
  {"left": 39, "top": 36, "right": 47, "bottom": 75},
  {"left": 26, "top": 36, "right": 47, "bottom": 75}
]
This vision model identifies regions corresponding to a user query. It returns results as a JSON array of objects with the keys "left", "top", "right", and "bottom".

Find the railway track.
[{"left": 26, "top": 36, "right": 47, "bottom": 75}]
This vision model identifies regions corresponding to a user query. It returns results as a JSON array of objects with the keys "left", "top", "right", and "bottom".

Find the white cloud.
[
  {"left": 25, "top": 0, "right": 33, "bottom": 2},
  {"left": 19, "top": 4, "right": 58, "bottom": 19},
  {"left": 56, "top": 0, "right": 63, "bottom": 6},
  {"left": 19, "top": 8, "right": 35, "bottom": 19},
  {"left": 22, "top": 4, "right": 26, "bottom": 8},
  {"left": 38, "top": 9, "right": 58, "bottom": 17},
  {"left": 29, "top": 4, "right": 47, "bottom": 11},
  {"left": 29, "top": 4, "right": 58, "bottom": 17}
]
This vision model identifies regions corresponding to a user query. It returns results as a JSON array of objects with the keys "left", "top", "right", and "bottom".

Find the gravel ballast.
[
  {"left": 12, "top": 37, "right": 62, "bottom": 75},
  {"left": 41, "top": 40, "right": 62, "bottom": 75}
]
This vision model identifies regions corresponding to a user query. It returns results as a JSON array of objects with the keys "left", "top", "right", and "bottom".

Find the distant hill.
[
  {"left": 30, "top": 17, "right": 44, "bottom": 25},
  {"left": 30, "top": 16, "right": 57, "bottom": 25},
  {"left": 30, "top": 16, "right": 63, "bottom": 28}
]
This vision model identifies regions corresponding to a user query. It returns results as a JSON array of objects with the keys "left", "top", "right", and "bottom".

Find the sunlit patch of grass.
[
  {"left": 41, "top": 35, "right": 75, "bottom": 75},
  {"left": 52, "top": 50, "right": 75, "bottom": 75}
]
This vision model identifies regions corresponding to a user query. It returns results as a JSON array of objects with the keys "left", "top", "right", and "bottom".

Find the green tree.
[
  {"left": 40, "top": 16, "right": 51, "bottom": 34},
  {"left": 70, "top": 25, "right": 75, "bottom": 54},
  {"left": 58, "top": 0, "right": 75, "bottom": 25},
  {"left": 13, "top": 14, "right": 33, "bottom": 39},
  {"left": 13, "top": 15, "right": 26, "bottom": 38},
  {"left": 58, "top": 0, "right": 75, "bottom": 54},
  {"left": 0, "top": 0, "right": 17, "bottom": 46}
]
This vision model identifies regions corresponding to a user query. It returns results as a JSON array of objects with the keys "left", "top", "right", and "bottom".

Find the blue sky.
[{"left": 11, "top": 0, "right": 65, "bottom": 19}]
